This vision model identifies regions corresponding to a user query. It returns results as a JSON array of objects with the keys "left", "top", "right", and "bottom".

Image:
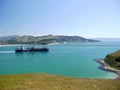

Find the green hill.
[
  {"left": 104, "top": 50, "right": 120, "bottom": 69},
  {"left": 0, "top": 35, "right": 99, "bottom": 44}
]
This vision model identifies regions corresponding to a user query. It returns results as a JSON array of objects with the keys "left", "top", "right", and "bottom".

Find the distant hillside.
[
  {"left": 0, "top": 35, "right": 99, "bottom": 44},
  {"left": 0, "top": 35, "right": 20, "bottom": 42},
  {"left": 93, "top": 38, "right": 120, "bottom": 41},
  {"left": 104, "top": 50, "right": 120, "bottom": 69}
]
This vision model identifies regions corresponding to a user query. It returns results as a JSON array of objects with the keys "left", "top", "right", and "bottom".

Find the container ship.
[{"left": 15, "top": 46, "right": 49, "bottom": 52}]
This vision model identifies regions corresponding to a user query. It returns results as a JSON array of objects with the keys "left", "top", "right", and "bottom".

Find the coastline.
[
  {"left": 47, "top": 42, "right": 60, "bottom": 45},
  {"left": 0, "top": 44, "right": 21, "bottom": 47},
  {"left": 97, "top": 60, "right": 120, "bottom": 79},
  {"left": 0, "top": 42, "right": 62, "bottom": 46},
  {"left": 47, "top": 42, "right": 67, "bottom": 45}
]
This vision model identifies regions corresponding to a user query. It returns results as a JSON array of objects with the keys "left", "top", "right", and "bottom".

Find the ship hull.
[{"left": 15, "top": 48, "right": 49, "bottom": 52}]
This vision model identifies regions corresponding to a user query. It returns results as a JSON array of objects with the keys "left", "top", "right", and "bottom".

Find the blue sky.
[{"left": 0, "top": 0, "right": 120, "bottom": 38}]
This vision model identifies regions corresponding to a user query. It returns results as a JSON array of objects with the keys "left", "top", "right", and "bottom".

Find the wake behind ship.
[{"left": 15, "top": 46, "right": 49, "bottom": 52}]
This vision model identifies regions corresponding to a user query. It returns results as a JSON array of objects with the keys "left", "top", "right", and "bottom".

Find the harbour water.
[{"left": 0, "top": 41, "right": 120, "bottom": 79}]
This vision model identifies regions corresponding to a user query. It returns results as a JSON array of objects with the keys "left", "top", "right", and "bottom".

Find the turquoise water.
[{"left": 0, "top": 41, "right": 120, "bottom": 79}]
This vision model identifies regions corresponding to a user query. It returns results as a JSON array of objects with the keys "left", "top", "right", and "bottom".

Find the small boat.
[{"left": 15, "top": 46, "right": 49, "bottom": 52}]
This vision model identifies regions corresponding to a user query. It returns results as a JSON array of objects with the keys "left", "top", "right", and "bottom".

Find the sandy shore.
[
  {"left": 47, "top": 43, "right": 60, "bottom": 45},
  {"left": 98, "top": 60, "right": 120, "bottom": 79},
  {"left": 47, "top": 42, "right": 67, "bottom": 45},
  {"left": 0, "top": 44, "right": 21, "bottom": 47}
]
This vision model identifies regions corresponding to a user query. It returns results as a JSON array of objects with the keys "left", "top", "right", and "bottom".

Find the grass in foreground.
[{"left": 0, "top": 73, "right": 120, "bottom": 90}]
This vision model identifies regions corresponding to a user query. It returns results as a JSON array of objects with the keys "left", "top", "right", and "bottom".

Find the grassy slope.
[
  {"left": 0, "top": 74, "right": 120, "bottom": 90},
  {"left": 104, "top": 50, "right": 120, "bottom": 69},
  {"left": 109, "top": 50, "right": 120, "bottom": 57}
]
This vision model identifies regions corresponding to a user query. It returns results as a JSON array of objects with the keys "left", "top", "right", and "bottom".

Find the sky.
[{"left": 0, "top": 0, "right": 120, "bottom": 38}]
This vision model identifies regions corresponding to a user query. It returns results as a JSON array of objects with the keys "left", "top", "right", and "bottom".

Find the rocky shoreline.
[{"left": 97, "top": 60, "right": 120, "bottom": 79}]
